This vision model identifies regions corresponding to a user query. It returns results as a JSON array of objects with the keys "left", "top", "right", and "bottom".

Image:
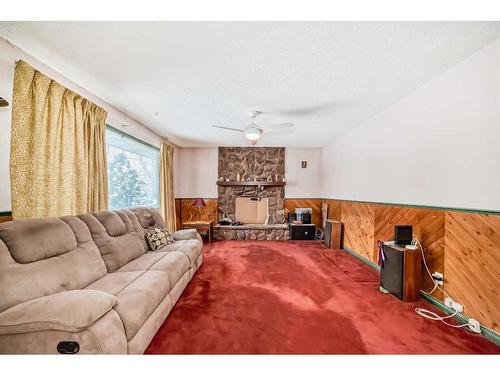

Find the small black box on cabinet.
[{"left": 394, "top": 225, "right": 412, "bottom": 246}]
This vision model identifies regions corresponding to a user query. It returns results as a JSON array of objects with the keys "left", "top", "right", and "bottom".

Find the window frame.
[{"left": 105, "top": 125, "right": 160, "bottom": 209}]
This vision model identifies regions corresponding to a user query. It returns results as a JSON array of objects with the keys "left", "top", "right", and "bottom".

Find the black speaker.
[
  {"left": 301, "top": 213, "right": 312, "bottom": 224},
  {"left": 290, "top": 224, "right": 316, "bottom": 240},
  {"left": 288, "top": 212, "right": 311, "bottom": 224},
  {"left": 394, "top": 225, "right": 412, "bottom": 246},
  {"left": 324, "top": 220, "right": 332, "bottom": 247},
  {"left": 380, "top": 244, "right": 404, "bottom": 300}
]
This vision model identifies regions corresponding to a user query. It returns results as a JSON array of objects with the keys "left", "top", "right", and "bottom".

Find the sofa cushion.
[
  {"left": 0, "top": 218, "right": 77, "bottom": 264},
  {"left": 149, "top": 252, "right": 190, "bottom": 287},
  {"left": 85, "top": 271, "right": 144, "bottom": 296},
  {"left": 117, "top": 251, "right": 189, "bottom": 287},
  {"left": 92, "top": 211, "right": 127, "bottom": 236},
  {"left": 145, "top": 227, "right": 175, "bottom": 251},
  {"left": 117, "top": 252, "right": 166, "bottom": 272},
  {"left": 115, "top": 251, "right": 190, "bottom": 286},
  {"left": 0, "top": 217, "right": 107, "bottom": 313},
  {"left": 78, "top": 210, "right": 145, "bottom": 272},
  {"left": 172, "top": 229, "right": 198, "bottom": 241},
  {"left": 0, "top": 290, "right": 117, "bottom": 335},
  {"left": 160, "top": 240, "right": 187, "bottom": 251},
  {"left": 113, "top": 271, "right": 171, "bottom": 341},
  {"left": 160, "top": 239, "right": 202, "bottom": 264}
]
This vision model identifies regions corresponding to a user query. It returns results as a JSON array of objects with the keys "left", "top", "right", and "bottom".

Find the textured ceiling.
[{"left": 1, "top": 22, "right": 499, "bottom": 147}]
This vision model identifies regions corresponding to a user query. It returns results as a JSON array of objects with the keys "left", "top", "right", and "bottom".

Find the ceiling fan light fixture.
[{"left": 244, "top": 128, "right": 262, "bottom": 141}]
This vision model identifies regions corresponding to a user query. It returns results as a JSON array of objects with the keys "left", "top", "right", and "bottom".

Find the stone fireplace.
[
  {"left": 217, "top": 147, "right": 285, "bottom": 223},
  {"left": 214, "top": 146, "right": 289, "bottom": 240}
]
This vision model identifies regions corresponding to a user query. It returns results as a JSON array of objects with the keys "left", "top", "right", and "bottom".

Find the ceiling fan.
[{"left": 212, "top": 110, "right": 294, "bottom": 145}]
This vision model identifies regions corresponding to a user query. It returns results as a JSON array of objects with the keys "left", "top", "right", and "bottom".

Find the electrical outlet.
[
  {"left": 432, "top": 272, "right": 444, "bottom": 286},
  {"left": 444, "top": 297, "right": 463, "bottom": 313},
  {"left": 468, "top": 318, "right": 481, "bottom": 333}
]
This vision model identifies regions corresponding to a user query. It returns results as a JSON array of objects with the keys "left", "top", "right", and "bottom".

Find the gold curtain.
[
  {"left": 159, "top": 142, "right": 176, "bottom": 231},
  {"left": 10, "top": 60, "right": 108, "bottom": 219}
]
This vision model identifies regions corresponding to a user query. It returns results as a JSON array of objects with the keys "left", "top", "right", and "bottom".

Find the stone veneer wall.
[
  {"left": 218, "top": 147, "right": 286, "bottom": 224},
  {"left": 214, "top": 227, "right": 289, "bottom": 241}
]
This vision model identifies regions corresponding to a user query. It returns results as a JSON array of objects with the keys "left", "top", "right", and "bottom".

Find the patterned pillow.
[{"left": 145, "top": 227, "right": 175, "bottom": 251}]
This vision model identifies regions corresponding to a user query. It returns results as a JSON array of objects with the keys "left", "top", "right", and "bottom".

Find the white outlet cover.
[
  {"left": 452, "top": 301, "right": 464, "bottom": 313},
  {"left": 444, "top": 297, "right": 463, "bottom": 313}
]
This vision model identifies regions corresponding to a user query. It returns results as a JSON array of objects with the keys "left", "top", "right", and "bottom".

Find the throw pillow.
[{"left": 145, "top": 227, "right": 175, "bottom": 251}]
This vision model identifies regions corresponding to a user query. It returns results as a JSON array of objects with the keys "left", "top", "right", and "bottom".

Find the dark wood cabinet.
[{"left": 380, "top": 243, "right": 421, "bottom": 302}]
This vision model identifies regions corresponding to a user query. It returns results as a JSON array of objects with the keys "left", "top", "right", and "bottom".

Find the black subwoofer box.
[
  {"left": 380, "top": 244, "right": 405, "bottom": 300},
  {"left": 290, "top": 224, "right": 316, "bottom": 240}
]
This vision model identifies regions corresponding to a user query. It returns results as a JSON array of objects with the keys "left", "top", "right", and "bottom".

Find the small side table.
[{"left": 182, "top": 220, "right": 214, "bottom": 243}]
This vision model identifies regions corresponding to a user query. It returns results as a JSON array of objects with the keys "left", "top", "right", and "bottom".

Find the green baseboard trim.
[
  {"left": 0, "top": 211, "right": 12, "bottom": 217},
  {"left": 323, "top": 197, "right": 500, "bottom": 216},
  {"left": 341, "top": 246, "right": 500, "bottom": 347},
  {"left": 421, "top": 293, "right": 500, "bottom": 346},
  {"left": 342, "top": 246, "right": 380, "bottom": 271}
]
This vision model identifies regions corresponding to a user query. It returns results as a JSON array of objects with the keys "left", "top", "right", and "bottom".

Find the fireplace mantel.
[{"left": 216, "top": 181, "right": 286, "bottom": 187}]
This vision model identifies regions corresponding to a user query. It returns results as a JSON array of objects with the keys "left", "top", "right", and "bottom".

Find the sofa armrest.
[
  {"left": 173, "top": 228, "right": 199, "bottom": 241},
  {"left": 0, "top": 290, "right": 117, "bottom": 336}
]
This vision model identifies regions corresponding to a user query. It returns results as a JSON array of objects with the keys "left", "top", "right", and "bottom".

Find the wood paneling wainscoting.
[
  {"left": 0, "top": 212, "right": 12, "bottom": 223},
  {"left": 175, "top": 199, "right": 218, "bottom": 230},
  {"left": 176, "top": 198, "right": 324, "bottom": 230},
  {"left": 444, "top": 212, "right": 500, "bottom": 331},
  {"left": 284, "top": 198, "right": 323, "bottom": 227},
  {"left": 323, "top": 199, "right": 500, "bottom": 332}
]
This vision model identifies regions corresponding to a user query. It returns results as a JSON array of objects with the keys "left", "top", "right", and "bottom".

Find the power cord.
[{"left": 412, "top": 236, "right": 469, "bottom": 329}]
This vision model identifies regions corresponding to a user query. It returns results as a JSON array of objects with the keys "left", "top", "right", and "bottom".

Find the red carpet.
[{"left": 145, "top": 240, "right": 499, "bottom": 354}]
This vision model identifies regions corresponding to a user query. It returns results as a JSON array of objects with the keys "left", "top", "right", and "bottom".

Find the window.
[{"left": 106, "top": 126, "right": 160, "bottom": 210}]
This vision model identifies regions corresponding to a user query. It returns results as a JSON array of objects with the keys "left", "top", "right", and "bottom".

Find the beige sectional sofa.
[{"left": 0, "top": 207, "right": 203, "bottom": 354}]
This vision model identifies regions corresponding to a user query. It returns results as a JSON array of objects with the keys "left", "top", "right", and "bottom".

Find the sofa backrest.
[
  {"left": 130, "top": 207, "right": 166, "bottom": 229},
  {"left": 78, "top": 210, "right": 145, "bottom": 272},
  {"left": 130, "top": 207, "right": 166, "bottom": 251},
  {"left": 0, "top": 216, "right": 107, "bottom": 312}
]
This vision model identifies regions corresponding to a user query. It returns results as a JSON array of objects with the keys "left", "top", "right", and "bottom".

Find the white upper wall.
[
  {"left": 175, "top": 148, "right": 218, "bottom": 198},
  {"left": 0, "top": 37, "right": 165, "bottom": 212},
  {"left": 285, "top": 148, "right": 322, "bottom": 198},
  {"left": 174, "top": 147, "right": 322, "bottom": 199},
  {"left": 321, "top": 38, "right": 500, "bottom": 211}
]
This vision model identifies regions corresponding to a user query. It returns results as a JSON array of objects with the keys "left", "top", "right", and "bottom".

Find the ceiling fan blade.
[
  {"left": 262, "top": 122, "right": 295, "bottom": 132},
  {"left": 212, "top": 125, "right": 244, "bottom": 133}
]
